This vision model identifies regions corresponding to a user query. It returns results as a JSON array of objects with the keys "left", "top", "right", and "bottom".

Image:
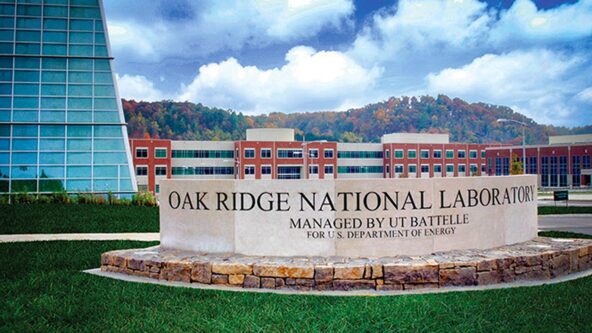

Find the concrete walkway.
[{"left": 0, "top": 233, "right": 159, "bottom": 243}]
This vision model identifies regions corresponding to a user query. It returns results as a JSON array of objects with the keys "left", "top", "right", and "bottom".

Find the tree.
[{"left": 510, "top": 154, "right": 523, "bottom": 175}]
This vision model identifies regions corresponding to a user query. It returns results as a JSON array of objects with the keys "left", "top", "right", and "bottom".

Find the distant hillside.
[{"left": 122, "top": 95, "right": 592, "bottom": 145}]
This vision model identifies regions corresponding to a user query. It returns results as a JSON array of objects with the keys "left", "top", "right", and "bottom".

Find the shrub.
[
  {"left": 51, "top": 190, "right": 70, "bottom": 204},
  {"left": 37, "top": 195, "right": 52, "bottom": 204},
  {"left": 132, "top": 191, "right": 157, "bottom": 207},
  {"left": 77, "top": 193, "right": 93, "bottom": 204},
  {"left": 14, "top": 192, "right": 35, "bottom": 204}
]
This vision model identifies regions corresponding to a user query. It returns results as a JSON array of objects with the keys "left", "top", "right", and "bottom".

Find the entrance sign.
[{"left": 160, "top": 176, "right": 537, "bottom": 257}]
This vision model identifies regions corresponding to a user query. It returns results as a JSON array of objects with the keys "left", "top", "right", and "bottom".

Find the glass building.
[{"left": 0, "top": 0, "right": 136, "bottom": 195}]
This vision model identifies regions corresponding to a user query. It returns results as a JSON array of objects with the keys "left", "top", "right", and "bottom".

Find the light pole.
[{"left": 498, "top": 118, "right": 528, "bottom": 174}]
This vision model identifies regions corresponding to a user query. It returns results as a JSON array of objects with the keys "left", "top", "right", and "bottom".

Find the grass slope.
[
  {"left": 1, "top": 240, "right": 591, "bottom": 332},
  {"left": 0, "top": 204, "right": 159, "bottom": 234}
]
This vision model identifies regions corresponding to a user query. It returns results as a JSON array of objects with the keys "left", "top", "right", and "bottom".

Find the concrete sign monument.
[{"left": 160, "top": 176, "right": 538, "bottom": 257}]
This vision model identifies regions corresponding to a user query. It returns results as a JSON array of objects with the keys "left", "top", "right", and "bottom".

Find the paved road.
[
  {"left": 538, "top": 215, "right": 592, "bottom": 235},
  {"left": 0, "top": 233, "right": 159, "bottom": 243}
]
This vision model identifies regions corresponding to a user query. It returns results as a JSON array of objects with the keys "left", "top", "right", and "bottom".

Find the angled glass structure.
[{"left": 0, "top": 0, "right": 136, "bottom": 194}]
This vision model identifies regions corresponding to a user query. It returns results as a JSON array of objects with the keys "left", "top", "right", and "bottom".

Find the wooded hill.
[{"left": 122, "top": 95, "right": 591, "bottom": 145}]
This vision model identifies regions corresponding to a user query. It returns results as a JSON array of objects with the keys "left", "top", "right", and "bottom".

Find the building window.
[
  {"left": 135, "top": 148, "right": 148, "bottom": 158},
  {"left": 408, "top": 150, "right": 417, "bottom": 159},
  {"left": 446, "top": 164, "right": 454, "bottom": 174},
  {"left": 408, "top": 164, "right": 417, "bottom": 174},
  {"left": 261, "top": 165, "right": 271, "bottom": 175},
  {"left": 481, "top": 164, "right": 486, "bottom": 173},
  {"left": 171, "top": 167, "right": 234, "bottom": 175},
  {"left": 458, "top": 150, "right": 466, "bottom": 158},
  {"left": 395, "top": 149, "right": 403, "bottom": 159},
  {"left": 155, "top": 185, "right": 160, "bottom": 193},
  {"left": 244, "top": 148, "right": 255, "bottom": 159},
  {"left": 386, "top": 164, "right": 390, "bottom": 174},
  {"left": 261, "top": 148, "right": 271, "bottom": 159},
  {"left": 324, "top": 165, "right": 334, "bottom": 174},
  {"left": 308, "top": 149, "right": 319, "bottom": 158},
  {"left": 420, "top": 149, "right": 429, "bottom": 159},
  {"left": 136, "top": 166, "right": 147, "bottom": 176},
  {"left": 155, "top": 148, "right": 167, "bottom": 158},
  {"left": 155, "top": 165, "right": 167, "bottom": 176},
  {"left": 171, "top": 150, "right": 234, "bottom": 158},
  {"left": 469, "top": 150, "right": 477, "bottom": 159},
  {"left": 433, "top": 150, "right": 442, "bottom": 158},
  {"left": 434, "top": 164, "right": 442, "bottom": 173},
  {"left": 337, "top": 166, "right": 384, "bottom": 174},
  {"left": 309, "top": 165, "right": 319, "bottom": 174},
  {"left": 278, "top": 149, "right": 303, "bottom": 158},
  {"left": 481, "top": 150, "right": 486, "bottom": 158},
  {"left": 394, "top": 165, "right": 404, "bottom": 174},
  {"left": 385, "top": 149, "right": 390, "bottom": 159},
  {"left": 458, "top": 164, "right": 466, "bottom": 175},
  {"left": 337, "top": 151, "right": 383, "bottom": 158},
  {"left": 421, "top": 164, "right": 429, "bottom": 173},
  {"left": 324, "top": 149, "right": 334, "bottom": 158},
  {"left": 277, "top": 166, "right": 301, "bottom": 179},
  {"left": 244, "top": 165, "right": 255, "bottom": 175},
  {"left": 446, "top": 150, "right": 454, "bottom": 159},
  {"left": 470, "top": 164, "right": 478, "bottom": 175}
]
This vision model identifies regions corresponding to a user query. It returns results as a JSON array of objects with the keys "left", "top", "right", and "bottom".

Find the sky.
[{"left": 103, "top": 0, "right": 592, "bottom": 127}]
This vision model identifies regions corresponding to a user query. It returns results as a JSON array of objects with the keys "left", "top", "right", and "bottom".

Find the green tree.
[{"left": 510, "top": 154, "right": 524, "bottom": 175}]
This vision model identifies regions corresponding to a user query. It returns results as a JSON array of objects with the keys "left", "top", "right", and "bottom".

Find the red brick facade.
[{"left": 129, "top": 139, "right": 171, "bottom": 193}]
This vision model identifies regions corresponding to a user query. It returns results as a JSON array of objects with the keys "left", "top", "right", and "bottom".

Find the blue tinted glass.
[
  {"left": 40, "top": 110, "right": 64, "bottom": 122},
  {"left": 94, "top": 139, "right": 124, "bottom": 150},
  {"left": 13, "top": 125, "right": 37, "bottom": 137},
  {"left": 94, "top": 126, "right": 121, "bottom": 138},
  {"left": 0, "top": 5, "right": 15, "bottom": 16},
  {"left": 119, "top": 179, "right": 133, "bottom": 192},
  {"left": 66, "top": 179, "right": 91, "bottom": 191},
  {"left": 70, "top": 7, "right": 100, "bottom": 19},
  {"left": 94, "top": 72, "right": 112, "bottom": 84},
  {"left": 0, "top": 164, "right": 7, "bottom": 176},
  {"left": 0, "top": 43, "right": 14, "bottom": 53},
  {"left": 95, "top": 33, "right": 105, "bottom": 44},
  {"left": 13, "top": 97, "right": 38, "bottom": 108},
  {"left": 69, "top": 45, "right": 93, "bottom": 56},
  {"left": 0, "top": 83, "right": 11, "bottom": 95},
  {"left": 0, "top": 70, "right": 12, "bottom": 81},
  {"left": 94, "top": 98, "right": 116, "bottom": 109},
  {"left": 68, "top": 71, "right": 91, "bottom": 83},
  {"left": 119, "top": 166, "right": 130, "bottom": 178},
  {"left": 13, "top": 110, "right": 38, "bottom": 122},
  {"left": 93, "top": 111, "right": 119, "bottom": 122},
  {"left": 0, "top": 30, "right": 13, "bottom": 42},
  {"left": 42, "top": 58, "right": 66, "bottom": 69},
  {"left": 42, "top": 71, "right": 65, "bottom": 82},
  {"left": 16, "top": 30, "right": 40, "bottom": 42},
  {"left": 67, "top": 165, "right": 90, "bottom": 177},
  {"left": 12, "top": 153, "right": 37, "bottom": 164},
  {"left": 42, "top": 43, "right": 66, "bottom": 55},
  {"left": 68, "top": 58, "right": 92, "bottom": 70},
  {"left": 94, "top": 85, "right": 114, "bottom": 96},
  {"left": 0, "top": 96, "right": 10, "bottom": 108},
  {"left": 42, "top": 31, "right": 66, "bottom": 43},
  {"left": 69, "top": 19, "right": 93, "bottom": 31},
  {"left": 40, "top": 138, "right": 64, "bottom": 150},
  {"left": 67, "top": 138, "right": 91, "bottom": 150},
  {"left": 67, "top": 111, "right": 91, "bottom": 122},
  {"left": 43, "top": 18, "right": 67, "bottom": 30},
  {"left": 0, "top": 57, "right": 12, "bottom": 68},
  {"left": 94, "top": 46, "right": 107, "bottom": 57},
  {"left": 66, "top": 152, "right": 90, "bottom": 164},
  {"left": 0, "top": 153, "right": 8, "bottom": 164},
  {"left": 0, "top": 18, "right": 14, "bottom": 29},
  {"left": 67, "top": 97, "right": 91, "bottom": 109},
  {"left": 41, "top": 97, "right": 65, "bottom": 109},
  {"left": 15, "top": 43, "right": 40, "bottom": 55},
  {"left": 68, "top": 85, "right": 91, "bottom": 96},
  {"left": 39, "top": 152, "right": 64, "bottom": 164},
  {"left": 94, "top": 179, "right": 117, "bottom": 191},
  {"left": 16, "top": 17, "right": 40, "bottom": 29},
  {"left": 11, "top": 165, "right": 37, "bottom": 178},
  {"left": 40, "top": 125, "right": 64, "bottom": 137},
  {"left": 94, "top": 152, "right": 126, "bottom": 164},
  {"left": 0, "top": 124, "right": 10, "bottom": 136},
  {"left": 72, "top": 0, "right": 99, "bottom": 6},
  {"left": 44, "top": 0, "right": 69, "bottom": 5},
  {"left": 69, "top": 32, "right": 92, "bottom": 44},
  {"left": 43, "top": 5, "right": 67, "bottom": 17},
  {"left": 12, "top": 138, "right": 37, "bottom": 150},
  {"left": 94, "top": 59, "right": 110, "bottom": 71},
  {"left": 94, "top": 165, "right": 117, "bottom": 178},
  {"left": 41, "top": 84, "right": 65, "bottom": 96},
  {"left": 14, "top": 70, "right": 39, "bottom": 82},
  {"left": 15, "top": 57, "right": 39, "bottom": 69},
  {"left": 0, "top": 111, "right": 9, "bottom": 121},
  {"left": 39, "top": 166, "right": 64, "bottom": 178},
  {"left": 67, "top": 125, "right": 91, "bottom": 137},
  {"left": 14, "top": 84, "right": 39, "bottom": 95},
  {"left": 17, "top": 5, "right": 42, "bottom": 16}
]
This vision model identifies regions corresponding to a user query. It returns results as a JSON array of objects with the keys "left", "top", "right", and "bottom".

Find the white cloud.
[
  {"left": 177, "top": 46, "right": 381, "bottom": 113},
  {"left": 575, "top": 87, "right": 592, "bottom": 103},
  {"left": 105, "top": 0, "right": 354, "bottom": 61},
  {"left": 425, "top": 49, "right": 584, "bottom": 124},
  {"left": 116, "top": 74, "right": 165, "bottom": 102}
]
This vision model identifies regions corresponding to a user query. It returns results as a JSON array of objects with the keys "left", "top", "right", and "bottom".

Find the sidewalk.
[{"left": 0, "top": 233, "right": 159, "bottom": 243}]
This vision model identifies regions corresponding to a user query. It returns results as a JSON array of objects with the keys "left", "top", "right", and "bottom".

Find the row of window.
[
  {"left": 0, "top": 109, "right": 119, "bottom": 122},
  {"left": 0, "top": 151, "right": 128, "bottom": 165},
  {"left": 0, "top": 125, "right": 124, "bottom": 138},
  {"left": 0, "top": 164, "right": 130, "bottom": 179},
  {"left": 244, "top": 148, "right": 334, "bottom": 159},
  {"left": 0, "top": 96, "right": 117, "bottom": 110},
  {"left": 386, "top": 164, "right": 483, "bottom": 175},
  {"left": 0, "top": 42, "right": 107, "bottom": 56},
  {"left": 0, "top": 30, "right": 106, "bottom": 45},
  {"left": 243, "top": 165, "right": 334, "bottom": 176},
  {"left": 171, "top": 149, "right": 233, "bottom": 159},
  {"left": 0, "top": 70, "right": 113, "bottom": 84},
  {"left": 386, "top": 149, "right": 484, "bottom": 159},
  {"left": 0, "top": 83, "right": 115, "bottom": 97},
  {"left": 2, "top": 138, "right": 125, "bottom": 152},
  {"left": 170, "top": 166, "right": 233, "bottom": 176},
  {"left": 0, "top": 4, "right": 101, "bottom": 19},
  {"left": 0, "top": 57, "right": 111, "bottom": 71},
  {"left": 135, "top": 147, "right": 167, "bottom": 159},
  {"left": 337, "top": 151, "right": 382, "bottom": 159}
]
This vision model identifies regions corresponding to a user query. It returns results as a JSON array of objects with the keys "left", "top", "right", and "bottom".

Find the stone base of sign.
[{"left": 101, "top": 237, "right": 592, "bottom": 292}]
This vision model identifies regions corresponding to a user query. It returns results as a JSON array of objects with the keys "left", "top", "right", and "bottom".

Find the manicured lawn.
[
  {"left": 0, "top": 240, "right": 591, "bottom": 332},
  {"left": 538, "top": 206, "right": 592, "bottom": 215},
  {"left": 0, "top": 204, "right": 159, "bottom": 234}
]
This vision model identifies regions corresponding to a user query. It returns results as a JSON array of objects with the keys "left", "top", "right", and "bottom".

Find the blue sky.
[{"left": 103, "top": 0, "right": 592, "bottom": 126}]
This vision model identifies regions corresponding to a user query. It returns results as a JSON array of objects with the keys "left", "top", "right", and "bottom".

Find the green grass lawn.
[
  {"left": 0, "top": 204, "right": 159, "bottom": 234},
  {"left": 0, "top": 240, "right": 591, "bottom": 332}
]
